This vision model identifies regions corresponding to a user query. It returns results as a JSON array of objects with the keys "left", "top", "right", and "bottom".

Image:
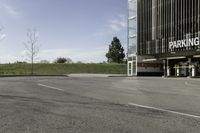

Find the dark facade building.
[{"left": 128, "top": 0, "right": 200, "bottom": 77}]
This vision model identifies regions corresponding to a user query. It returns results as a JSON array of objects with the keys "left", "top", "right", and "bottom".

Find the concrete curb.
[
  {"left": 0, "top": 75, "right": 68, "bottom": 77},
  {"left": 67, "top": 74, "right": 127, "bottom": 78}
]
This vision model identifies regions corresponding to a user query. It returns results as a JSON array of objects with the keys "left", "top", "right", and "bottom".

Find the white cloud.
[
  {"left": 92, "top": 14, "right": 127, "bottom": 37},
  {"left": 0, "top": 34, "right": 6, "bottom": 41},
  {"left": 0, "top": 27, "right": 6, "bottom": 41},
  {"left": 109, "top": 24, "right": 121, "bottom": 32},
  {"left": 109, "top": 14, "right": 127, "bottom": 32},
  {"left": 2, "top": 3, "right": 22, "bottom": 18},
  {"left": 92, "top": 30, "right": 112, "bottom": 37}
]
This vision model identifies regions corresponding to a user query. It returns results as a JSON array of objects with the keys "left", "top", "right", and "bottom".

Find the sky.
[{"left": 0, "top": 0, "right": 127, "bottom": 63}]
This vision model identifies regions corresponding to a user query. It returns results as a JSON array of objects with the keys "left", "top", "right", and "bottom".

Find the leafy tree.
[
  {"left": 55, "top": 57, "right": 67, "bottom": 63},
  {"left": 15, "top": 61, "right": 27, "bottom": 64},
  {"left": 55, "top": 57, "right": 72, "bottom": 64},
  {"left": 106, "top": 37, "right": 125, "bottom": 63}
]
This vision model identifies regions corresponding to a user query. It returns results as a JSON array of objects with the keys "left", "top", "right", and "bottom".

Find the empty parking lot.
[{"left": 0, "top": 76, "right": 200, "bottom": 133}]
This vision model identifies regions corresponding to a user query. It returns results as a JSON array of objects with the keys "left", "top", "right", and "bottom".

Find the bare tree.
[{"left": 24, "top": 28, "right": 40, "bottom": 75}]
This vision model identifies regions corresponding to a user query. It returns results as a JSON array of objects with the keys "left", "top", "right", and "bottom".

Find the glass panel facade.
[
  {"left": 128, "top": 0, "right": 137, "bottom": 56},
  {"left": 128, "top": 0, "right": 137, "bottom": 76},
  {"left": 137, "top": 0, "right": 200, "bottom": 56}
]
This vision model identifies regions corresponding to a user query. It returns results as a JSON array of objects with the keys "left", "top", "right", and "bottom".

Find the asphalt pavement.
[{"left": 0, "top": 76, "right": 200, "bottom": 133}]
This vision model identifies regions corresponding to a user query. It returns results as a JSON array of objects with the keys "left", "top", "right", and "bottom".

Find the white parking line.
[
  {"left": 38, "top": 83, "right": 64, "bottom": 91},
  {"left": 128, "top": 103, "right": 200, "bottom": 119}
]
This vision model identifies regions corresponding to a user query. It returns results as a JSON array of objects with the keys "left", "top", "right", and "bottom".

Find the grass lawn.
[{"left": 0, "top": 63, "right": 127, "bottom": 75}]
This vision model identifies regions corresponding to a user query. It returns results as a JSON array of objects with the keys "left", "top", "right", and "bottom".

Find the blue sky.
[{"left": 0, "top": 0, "right": 127, "bottom": 63}]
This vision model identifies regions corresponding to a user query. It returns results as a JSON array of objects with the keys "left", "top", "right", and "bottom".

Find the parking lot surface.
[{"left": 0, "top": 76, "right": 200, "bottom": 133}]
